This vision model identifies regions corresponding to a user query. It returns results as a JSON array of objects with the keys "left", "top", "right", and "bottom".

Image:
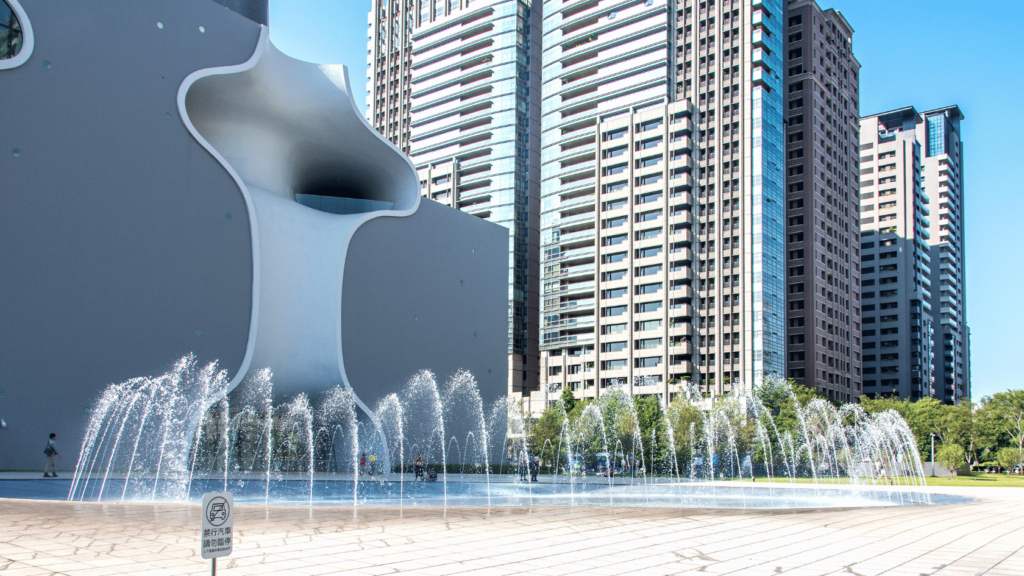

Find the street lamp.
[{"left": 930, "top": 433, "right": 936, "bottom": 477}]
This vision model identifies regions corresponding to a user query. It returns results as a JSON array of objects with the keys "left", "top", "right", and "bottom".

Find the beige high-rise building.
[
  {"left": 537, "top": 0, "right": 788, "bottom": 409},
  {"left": 858, "top": 105, "right": 968, "bottom": 402},
  {"left": 858, "top": 107, "right": 936, "bottom": 400},
  {"left": 782, "top": 1, "right": 862, "bottom": 403},
  {"left": 540, "top": 102, "right": 699, "bottom": 404}
]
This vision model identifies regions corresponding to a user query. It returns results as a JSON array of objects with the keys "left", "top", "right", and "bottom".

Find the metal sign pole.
[{"left": 212, "top": 558, "right": 216, "bottom": 576}]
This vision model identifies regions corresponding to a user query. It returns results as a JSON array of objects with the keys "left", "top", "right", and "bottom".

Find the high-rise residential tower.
[
  {"left": 858, "top": 107, "right": 937, "bottom": 401},
  {"left": 537, "top": 0, "right": 787, "bottom": 408},
  {"left": 366, "top": 0, "right": 415, "bottom": 153},
  {"left": 919, "top": 106, "right": 968, "bottom": 403},
  {"left": 782, "top": 1, "right": 862, "bottom": 403},
  {"left": 401, "top": 0, "right": 543, "bottom": 398}
]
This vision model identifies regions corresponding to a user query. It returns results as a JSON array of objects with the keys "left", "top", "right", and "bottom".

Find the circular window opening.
[{"left": 0, "top": 1, "right": 23, "bottom": 60}]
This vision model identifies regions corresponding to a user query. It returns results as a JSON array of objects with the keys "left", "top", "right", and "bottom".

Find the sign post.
[{"left": 201, "top": 491, "right": 233, "bottom": 575}]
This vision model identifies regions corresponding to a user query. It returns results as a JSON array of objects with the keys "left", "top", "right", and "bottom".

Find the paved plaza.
[{"left": 0, "top": 485, "right": 1021, "bottom": 576}]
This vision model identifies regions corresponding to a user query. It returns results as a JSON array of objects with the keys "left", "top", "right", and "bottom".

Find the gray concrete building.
[
  {"left": 782, "top": 1, "right": 862, "bottom": 403},
  {"left": 537, "top": 0, "right": 787, "bottom": 409},
  {"left": 0, "top": 0, "right": 508, "bottom": 470}
]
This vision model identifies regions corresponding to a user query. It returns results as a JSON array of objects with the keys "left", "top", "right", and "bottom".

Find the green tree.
[
  {"left": 559, "top": 385, "right": 577, "bottom": 414},
  {"left": 666, "top": 396, "right": 704, "bottom": 465},
  {"left": 935, "top": 443, "right": 965, "bottom": 476},
  {"left": 981, "top": 390, "right": 1024, "bottom": 461},
  {"left": 756, "top": 379, "right": 830, "bottom": 443},
  {"left": 859, "top": 396, "right": 945, "bottom": 456},
  {"left": 995, "top": 447, "right": 1023, "bottom": 474},
  {"left": 531, "top": 406, "right": 565, "bottom": 466},
  {"left": 634, "top": 395, "right": 670, "bottom": 470}
]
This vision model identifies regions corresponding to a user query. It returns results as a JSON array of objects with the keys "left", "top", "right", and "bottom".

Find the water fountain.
[{"left": 9, "top": 356, "right": 963, "bottom": 509}]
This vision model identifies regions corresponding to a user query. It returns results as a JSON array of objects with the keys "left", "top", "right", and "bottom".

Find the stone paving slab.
[{"left": 0, "top": 486, "right": 1021, "bottom": 575}]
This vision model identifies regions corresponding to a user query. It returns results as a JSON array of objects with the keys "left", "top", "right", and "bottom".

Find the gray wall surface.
[
  {"left": 342, "top": 199, "right": 509, "bottom": 409},
  {"left": 0, "top": 0, "right": 260, "bottom": 470},
  {"left": 211, "top": 0, "right": 269, "bottom": 25}
]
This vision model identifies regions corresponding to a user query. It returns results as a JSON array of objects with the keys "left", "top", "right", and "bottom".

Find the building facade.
[
  {"left": 858, "top": 107, "right": 937, "bottom": 400},
  {"left": 540, "top": 102, "right": 698, "bottom": 403},
  {"left": 537, "top": 0, "right": 787, "bottom": 408},
  {"left": 0, "top": 0, "right": 509, "bottom": 470},
  {"left": 366, "top": 0, "right": 415, "bottom": 154},
  {"left": 782, "top": 1, "right": 862, "bottom": 403},
  {"left": 919, "top": 106, "right": 968, "bottom": 403},
  {"left": 400, "top": 0, "right": 543, "bottom": 398}
]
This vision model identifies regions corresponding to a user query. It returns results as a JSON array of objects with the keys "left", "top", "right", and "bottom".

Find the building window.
[{"left": 1, "top": 0, "right": 24, "bottom": 60}]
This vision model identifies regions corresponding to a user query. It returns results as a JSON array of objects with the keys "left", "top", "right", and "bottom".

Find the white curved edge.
[
  {"left": 176, "top": 27, "right": 269, "bottom": 399},
  {"left": 0, "top": 0, "right": 35, "bottom": 70},
  {"left": 330, "top": 63, "right": 421, "bottom": 460},
  {"left": 178, "top": 27, "right": 422, "bottom": 455}
]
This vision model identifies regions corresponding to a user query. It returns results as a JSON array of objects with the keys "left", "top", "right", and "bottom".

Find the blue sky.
[{"left": 269, "top": 0, "right": 1024, "bottom": 400}]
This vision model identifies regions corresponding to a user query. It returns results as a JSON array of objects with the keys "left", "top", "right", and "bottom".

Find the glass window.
[
  {"left": 926, "top": 114, "right": 947, "bottom": 157},
  {"left": 1, "top": 1, "right": 24, "bottom": 60}
]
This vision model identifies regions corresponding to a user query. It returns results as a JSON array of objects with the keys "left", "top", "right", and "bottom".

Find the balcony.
[
  {"left": 556, "top": 177, "right": 597, "bottom": 196},
  {"left": 669, "top": 156, "right": 694, "bottom": 171},
  {"left": 557, "top": 298, "right": 595, "bottom": 311},
  {"left": 548, "top": 246, "right": 596, "bottom": 263},
  {"left": 557, "top": 263, "right": 595, "bottom": 279},
  {"left": 543, "top": 316, "right": 596, "bottom": 330},
  {"left": 668, "top": 341, "right": 693, "bottom": 355},
  {"left": 669, "top": 322, "right": 694, "bottom": 336},
  {"left": 558, "top": 211, "right": 596, "bottom": 228},
  {"left": 558, "top": 229, "right": 595, "bottom": 244},
  {"left": 669, "top": 246, "right": 693, "bottom": 261},
  {"left": 669, "top": 360, "right": 694, "bottom": 373},
  {"left": 669, "top": 284, "right": 694, "bottom": 299},
  {"left": 541, "top": 333, "right": 595, "bottom": 348}
]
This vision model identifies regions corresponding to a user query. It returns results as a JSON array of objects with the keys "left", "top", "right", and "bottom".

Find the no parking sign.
[{"left": 201, "top": 491, "right": 233, "bottom": 562}]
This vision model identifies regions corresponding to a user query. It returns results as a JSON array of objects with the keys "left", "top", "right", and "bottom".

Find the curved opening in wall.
[
  {"left": 0, "top": 0, "right": 23, "bottom": 59},
  {"left": 184, "top": 40, "right": 419, "bottom": 215}
]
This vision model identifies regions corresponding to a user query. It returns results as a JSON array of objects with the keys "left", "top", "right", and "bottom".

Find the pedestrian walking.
[
  {"left": 530, "top": 454, "right": 539, "bottom": 482},
  {"left": 360, "top": 453, "right": 367, "bottom": 476},
  {"left": 43, "top": 433, "right": 59, "bottom": 477},
  {"left": 370, "top": 453, "right": 377, "bottom": 476}
]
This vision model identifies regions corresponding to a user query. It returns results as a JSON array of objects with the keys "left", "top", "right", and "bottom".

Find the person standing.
[
  {"left": 530, "top": 454, "right": 539, "bottom": 482},
  {"left": 369, "top": 453, "right": 377, "bottom": 476},
  {"left": 43, "top": 433, "right": 59, "bottom": 477},
  {"left": 414, "top": 453, "right": 424, "bottom": 480},
  {"left": 359, "top": 453, "right": 367, "bottom": 476}
]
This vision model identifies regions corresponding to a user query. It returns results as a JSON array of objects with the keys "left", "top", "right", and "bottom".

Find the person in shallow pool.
[{"left": 414, "top": 453, "right": 424, "bottom": 480}]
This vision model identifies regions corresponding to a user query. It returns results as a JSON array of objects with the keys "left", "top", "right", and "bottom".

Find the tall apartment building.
[
  {"left": 858, "top": 107, "right": 937, "bottom": 400},
  {"left": 366, "top": 0, "right": 414, "bottom": 153},
  {"left": 537, "top": 0, "right": 787, "bottom": 407},
  {"left": 385, "top": 0, "right": 544, "bottom": 398},
  {"left": 782, "top": 2, "right": 862, "bottom": 403},
  {"left": 919, "top": 106, "right": 969, "bottom": 403}
]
